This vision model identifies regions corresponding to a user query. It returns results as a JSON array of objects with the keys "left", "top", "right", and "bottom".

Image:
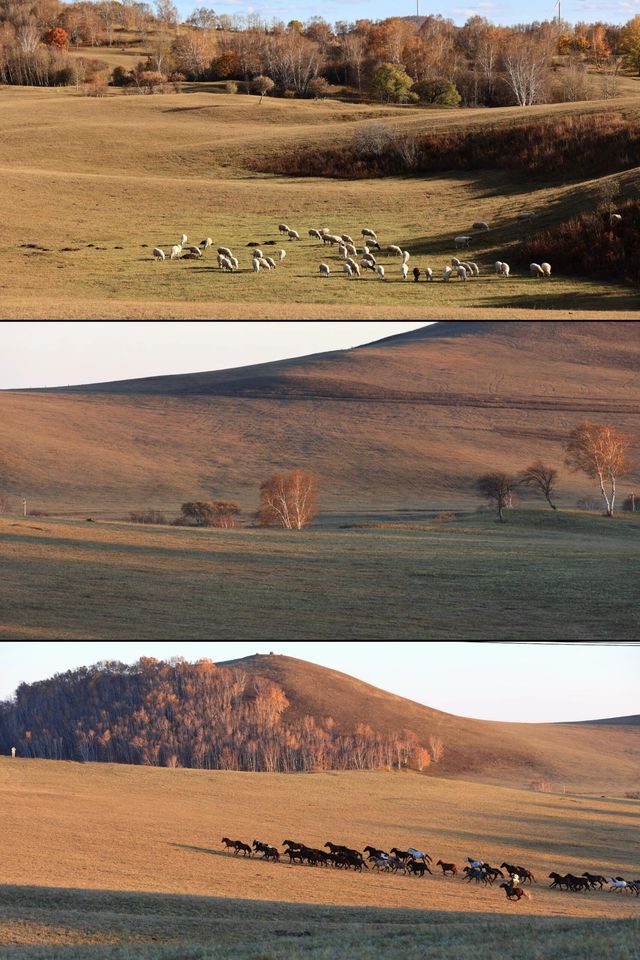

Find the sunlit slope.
[{"left": 1, "top": 321, "right": 638, "bottom": 513}]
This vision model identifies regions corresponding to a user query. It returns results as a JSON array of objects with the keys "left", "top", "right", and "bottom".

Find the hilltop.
[{"left": 0, "top": 321, "right": 638, "bottom": 514}]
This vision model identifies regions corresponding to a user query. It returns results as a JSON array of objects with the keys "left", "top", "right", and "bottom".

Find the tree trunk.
[{"left": 546, "top": 494, "right": 558, "bottom": 511}]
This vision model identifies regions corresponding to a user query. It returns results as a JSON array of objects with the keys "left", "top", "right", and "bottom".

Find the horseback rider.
[{"left": 507, "top": 873, "right": 521, "bottom": 895}]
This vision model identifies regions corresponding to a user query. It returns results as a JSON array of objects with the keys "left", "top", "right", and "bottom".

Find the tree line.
[
  {"left": 0, "top": 657, "right": 442, "bottom": 773},
  {"left": 1, "top": 0, "right": 639, "bottom": 106}
]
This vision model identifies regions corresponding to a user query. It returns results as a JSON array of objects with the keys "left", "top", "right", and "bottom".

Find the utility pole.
[{"left": 22, "top": 497, "right": 27, "bottom": 518}]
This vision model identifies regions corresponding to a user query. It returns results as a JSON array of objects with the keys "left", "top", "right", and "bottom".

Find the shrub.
[
  {"left": 411, "top": 78, "right": 461, "bottom": 106},
  {"left": 282, "top": 88, "right": 296, "bottom": 98},
  {"left": 43, "top": 27, "right": 69, "bottom": 49},
  {"left": 225, "top": 80, "right": 238, "bottom": 94},
  {"left": 306, "top": 76, "right": 331, "bottom": 99},
  {"left": 84, "top": 77, "right": 108, "bottom": 97},
  {"left": 111, "top": 65, "right": 132, "bottom": 86},
  {"left": 129, "top": 510, "right": 166, "bottom": 524},
  {"left": 369, "top": 62, "right": 412, "bottom": 103}
]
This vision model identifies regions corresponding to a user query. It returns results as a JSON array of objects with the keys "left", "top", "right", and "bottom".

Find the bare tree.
[
  {"left": 429, "top": 735, "right": 445, "bottom": 764},
  {"left": 258, "top": 469, "right": 318, "bottom": 529},
  {"left": 519, "top": 461, "right": 559, "bottom": 510},
  {"left": 475, "top": 472, "right": 519, "bottom": 522},
  {"left": 565, "top": 420, "right": 633, "bottom": 517},
  {"left": 502, "top": 35, "right": 549, "bottom": 106}
]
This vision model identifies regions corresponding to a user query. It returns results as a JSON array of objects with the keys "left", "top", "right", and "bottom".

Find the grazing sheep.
[
  {"left": 518, "top": 212, "right": 536, "bottom": 221},
  {"left": 451, "top": 257, "right": 461, "bottom": 267},
  {"left": 341, "top": 234, "right": 354, "bottom": 245},
  {"left": 454, "top": 235, "right": 472, "bottom": 249},
  {"left": 541, "top": 262, "right": 551, "bottom": 277},
  {"left": 319, "top": 263, "right": 330, "bottom": 277},
  {"left": 186, "top": 246, "right": 202, "bottom": 257},
  {"left": 495, "top": 261, "right": 504, "bottom": 274},
  {"left": 457, "top": 265, "right": 468, "bottom": 281},
  {"left": 258, "top": 257, "right": 272, "bottom": 270},
  {"left": 265, "top": 256, "right": 276, "bottom": 269},
  {"left": 401, "top": 263, "right": 409, "bottom": 281},
  {"left": 368, "top": 239, "right": 381, "bottom": 250},
  {"left": 338, "top": 244, "right": 347, "bottom": 259},
  {"left": 375, "top": 264, "right": 385, "bottom": 280},
  {"left": 153, "top": 248, "right": 166, "bottom": 261},
  {"left": 252, "top": 250, "right": 263, "bottom": 261},
  {"left": 170, "top": 244, "right": 182, "bottom": 260},
  {"left": 252, "top": 258, "right": 260, "bottom": 272},
  {"left": 501, "top": 262, "right": 510, "bottom": 277},
  {"left": 443, "top": 266, "right": 452, "bottom": 281},
  {"left": 218, "top": 247, "right": 232, "bottom": 258},
  {"left": 309, "top": 229, "right": 323, "bottom": 240},
  {"left": 473, "top": 221, "right": 490, "bottom": 230},
  {"left": 402, "top": 251, "right": 410, "bottom": 265},
  {"left": 362, "top": 228, "right": 378, "bottom": 241},
  {"left": 287, "top": 229, "right": 301, "bottom": 241},
  {"left": 200, "top": 238, "right": 213, "bottom": 249},
  {"left": 278, "top": 223, "right": 290, "bottom": 234},
  {"left": 388, "top": 245, "right": 403, "bottom": 256},
  {"left": 180, "top": 234, "right": 188, "bottom": 245},
  {"left": 345, "top": 243, "right": 357, "bottom": 258},
  {"left": 321, "top": 233, "right": 334, "bottom": 245},
  {"left": 424, "top": 267, "right": 433, "bottom": 282},
  {"left": 530, "top": 262, "right": 545, "bottom": 277},
  {"left": 328, "top": 234, "right": 343, "bottom": 245},
  {"left": 229, "top": 256, "right": 239, "bottom": 270},
  {"left": 363, "top": 252, "right": 376, "bottom": 266},
  {"left": 345, "top": 256, "right": 359, "bottom": 272},
  {"left": 344, "top": 261, "right": 354, "bottom": 277},
  {"left": 468, "top": 262, "right": 480, "bottom": 276},
  {"left": 219, "top": 255, "right": 233, "bottom": 271},
  {"left": 360, "top": 259, "right": 376, "bottom": 272},
  {"left": 278, "top": 249, "right": 286, "bottom": 261}
]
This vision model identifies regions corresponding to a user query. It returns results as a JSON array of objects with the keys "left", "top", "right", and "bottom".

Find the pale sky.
[
  {"left": 0, "top": 642, "right": 637, "bottom": 723},
  {"left": 0, "top": 322, "right": 429, "bottom": 390}
]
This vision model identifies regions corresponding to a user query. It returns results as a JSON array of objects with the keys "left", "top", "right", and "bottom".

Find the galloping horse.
[
  {"left": 436, "top": 860, "right": 458, "bottom": 877},
  {"left": 500, "top": 882, "right": 530, "bottom": 902}
]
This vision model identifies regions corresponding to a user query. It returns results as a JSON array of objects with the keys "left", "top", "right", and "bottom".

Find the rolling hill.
[{"left": 1, "top": 321, "right": 639, "bottom": 515}]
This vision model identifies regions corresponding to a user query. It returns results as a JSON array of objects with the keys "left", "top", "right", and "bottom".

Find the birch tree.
[
  {"left": 258, "top": 469, "right": 318, "bottom": 529},
  {"left": 565, "top": 420, "right": 633, "bottom": 517},
  {"left": 502, "top": 34, "right": 549, "bottom": 105}
]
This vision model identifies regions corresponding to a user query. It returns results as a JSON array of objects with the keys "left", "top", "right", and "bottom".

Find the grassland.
[
  {"left": 2, "top": 82, "right": 640, "bottom": 318},
  {"left": 0, "top": 759, "right": 638, "bottom": 958},
  {"left": 1, "top": 509, "right": 638, "bottom": 642}
]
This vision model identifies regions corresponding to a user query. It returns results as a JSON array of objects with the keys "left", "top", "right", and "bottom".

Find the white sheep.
[
  {"left": 258, "top": 257, "right": 272, "bottom": 270},
  {"left": 341, "top": 234, "right": 354, "bottom": 245},
  {"left": 451, "top": 257, "right": 461, "bottom": 267},
  {"left": 541, "top": 262, "right": 551, "bottom": 277},
  {"left": 338, "top": 244, "right": 347, "bottom": 259},
  {"left": 362, "top": 252, "right": 376, "bottom": 266},
  {"left": 360, "top": 259, "right": 376, "bottom": 272},
  {"left": 387, "top": 245, "right": 403, "bottom": 256},
  {"left": 278, "top": 249, "right": 286, "bottom": 261},
  {"left": 229, "top": 256, "right": 239, "bottom": 270},
  {"left": 362, "top": 228, "right": 378, "bottom": 241},
  {"left": 321, "top": 233, "right": 334, "bottom": 245},
  {"left": 308, "top": 229, "right": 322, "bottom": 240},
  {"left": 375, "top": 265, "right": 385, "bottom": 280},
  {"left": 201, "top": 238, "right": 213, "bottom": 249},
  {"left": 530, "top": 262, "right": 545, "bottom": 278},
  {"left": 454, "top": 236, "right": 472, "bottom": 249},
  {"left": 424, "top": 267, "right": 433, "bottom": 282},
  {"left": 252, "top": 258, "right": 260, "bottom": 273},
  {"left": 457, "top": 265, "right": 468, "bottom": 281},
  {"left": 170, "top": 244, "right": 182, "bottom": 260},
  {"left": 186, "top": 246, "right": 202, "bottom": 257},
  {"left": 153, "top": 248, "right": 166, "bottom": 261},
  {"left": 401, "top": 263, "right": 408, "bottom": 281},
  {"left": 402, "top": 251, "right": 410, "bottom": 265},
  {"left": 278, "top": 223, "right": 290, "bottom": 234},
  {"left": 368, "top": 239, "right": 381, "bottom": 250},
  {"left": 319, "top": 263, "right": 330, "bottom": 277},
  {"left": 287, "top": 229, "right": 301, "bottom": 241},
  {"left": 343, "top": 262, "right": 354, "bottom": 277},
  {"left": 252, "top": 249, "right": 263, "bottom": 260},
  {"left": 494, "top": 261, "right": 504, "bottom": 274},
  {"left": 265, "top": 256, "right": 276, "bottom": 269},
  {"left": 443, "top": 266, "right": 452, "bottom": 282},
  {"left": 346, "top": 243, "right": 358, "bottom": 258},
  {"left": 468, "top": 262, "right": 480, "bottom": 276},
  {"left": 219, "top": 255, "right": 233, "bottom": 271},
  {"left": 218, "top": 247, "right": 232, "bottom": 258},
  {"left": 501, "top": 262, "right": 510, "bottom": 277},
  {"left": 459, "top": 261, "right": 474, "bottom": 276},
  {"left": 180, "top": 234, "right": 188, "bottom": 245}
]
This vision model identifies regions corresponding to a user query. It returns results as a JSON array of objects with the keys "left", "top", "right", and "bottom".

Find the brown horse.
[
  {"left": 500, "top": 883, "right": 530, "bottom": 902},
  {"left": 436, "top": 860, "right": 458, "bottom": 876}
]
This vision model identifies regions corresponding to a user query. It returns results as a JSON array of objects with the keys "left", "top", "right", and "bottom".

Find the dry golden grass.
[
  {"left": 1, "top": 83, "right": 639, "bottom": 318},
  {"left": 1, "top": 321, "right": 638, "bottom": 513},
  {"left": 0, "top": 759, "right": 638, "bottom": 958}
]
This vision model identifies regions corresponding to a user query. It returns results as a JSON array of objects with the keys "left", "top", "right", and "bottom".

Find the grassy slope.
[
  {"left": 1, "top": 509, "right": 639, "bottom": 672},
  {"left": 1, "top": 321, "right": 639, "bottom": 513},
  {"left": 1, "top": 84, "right": 640, "bottom": 318},
  {"left": 0, "top": 758, "right": 638, "bottom": 958}
]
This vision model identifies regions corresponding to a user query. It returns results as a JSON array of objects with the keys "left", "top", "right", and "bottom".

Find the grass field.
[
  {"left": 0, "top": 759, "right": 638, "bottom": 958},
  {"left": 1, "top": 509, "right": 638, "bottom": 641},
  {"left": 2, "top": 82, "right": 640, "bottom": 318}
]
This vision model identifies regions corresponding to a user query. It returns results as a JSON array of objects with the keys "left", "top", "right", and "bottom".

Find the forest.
[{"left": 0, "top": 658, "right": 434, "bottom": 773}]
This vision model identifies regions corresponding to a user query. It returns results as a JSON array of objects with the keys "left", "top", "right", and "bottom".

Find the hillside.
[
  {"left": 221, "top": 654, "right": 640, "bottom": 793},
  {"left": 1, "top": 321, "right": 639, "bottom": 514}
]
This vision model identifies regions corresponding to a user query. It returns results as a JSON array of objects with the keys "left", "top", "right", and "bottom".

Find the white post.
[
  {"left": 11, "top": 747, "right": 16, "bottom": 758},
  {"left": 22, "top": 498, "right": 27, "bottom": 517}
]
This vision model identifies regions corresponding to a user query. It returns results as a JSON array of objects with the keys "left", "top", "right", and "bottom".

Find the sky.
[
  {"left": 174, "top": 0, "right": 640, "bottom": 29},
  {"left": 0, "top": 322, "right": 429, "bottom": 390},
  {"left": 0, "top": 642, "right": 637, "bottom": 723}
]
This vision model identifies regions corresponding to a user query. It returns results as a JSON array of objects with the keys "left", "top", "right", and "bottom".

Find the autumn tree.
[
  {"left": 429, "top": 735, "right": 445, "bottom": 763},
  {"left": 251, "top": 73, "right": 274, "bottom": 102},
  {"left": 475, "top": 472, "right": 519, "bottom": 522},
  {"left": 565, "top": 420, "right": 633, "bottom": 517},
  {"left": 43, "top": 27, "right": 69, "bottom": 48},
  {"left": 620, "top": 15, "right": 640, "bottom": 74},
  {"left": 502, "top": 34, "right": 550, "bottom": 105},
  {"left": 258, "top": 469, "right": 318, "bottom": 529},
  {"left": 519, "top": 461, "right": 559, "bottom": 510}
]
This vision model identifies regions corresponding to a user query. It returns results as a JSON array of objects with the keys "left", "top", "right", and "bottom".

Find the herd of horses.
[{"left": 221, "top": 838, "right": 638, "bottom": 901}]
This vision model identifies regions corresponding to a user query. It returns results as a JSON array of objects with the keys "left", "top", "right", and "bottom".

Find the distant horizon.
[
  {"left": 1, "top": 642, "right": 637, "bottom": 724},
  {"left": 0, "top": 322, "right": 430, "bottom": 391}
]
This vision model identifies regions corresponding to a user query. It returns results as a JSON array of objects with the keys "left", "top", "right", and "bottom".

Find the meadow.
[
  {"left": 2, "top": 82, "right": 640, "bottom": 319},
  {"left": 0, "top": 758, "right": 638, "bottom": 959},
  {"left": 1, "top": 509, "right": 638, "bottom": 640}
]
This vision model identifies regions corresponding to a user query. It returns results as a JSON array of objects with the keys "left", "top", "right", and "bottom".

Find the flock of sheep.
[{"left": 150, "top": 224, "right": 553, "bottom": 284}]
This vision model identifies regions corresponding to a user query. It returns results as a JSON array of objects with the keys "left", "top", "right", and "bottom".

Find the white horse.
[
  {"left": 607, "top": 878, "right": 629, "bottom": 892},
  {"left": 409, "top": 847, "right": 432, "bottom": 863}
]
